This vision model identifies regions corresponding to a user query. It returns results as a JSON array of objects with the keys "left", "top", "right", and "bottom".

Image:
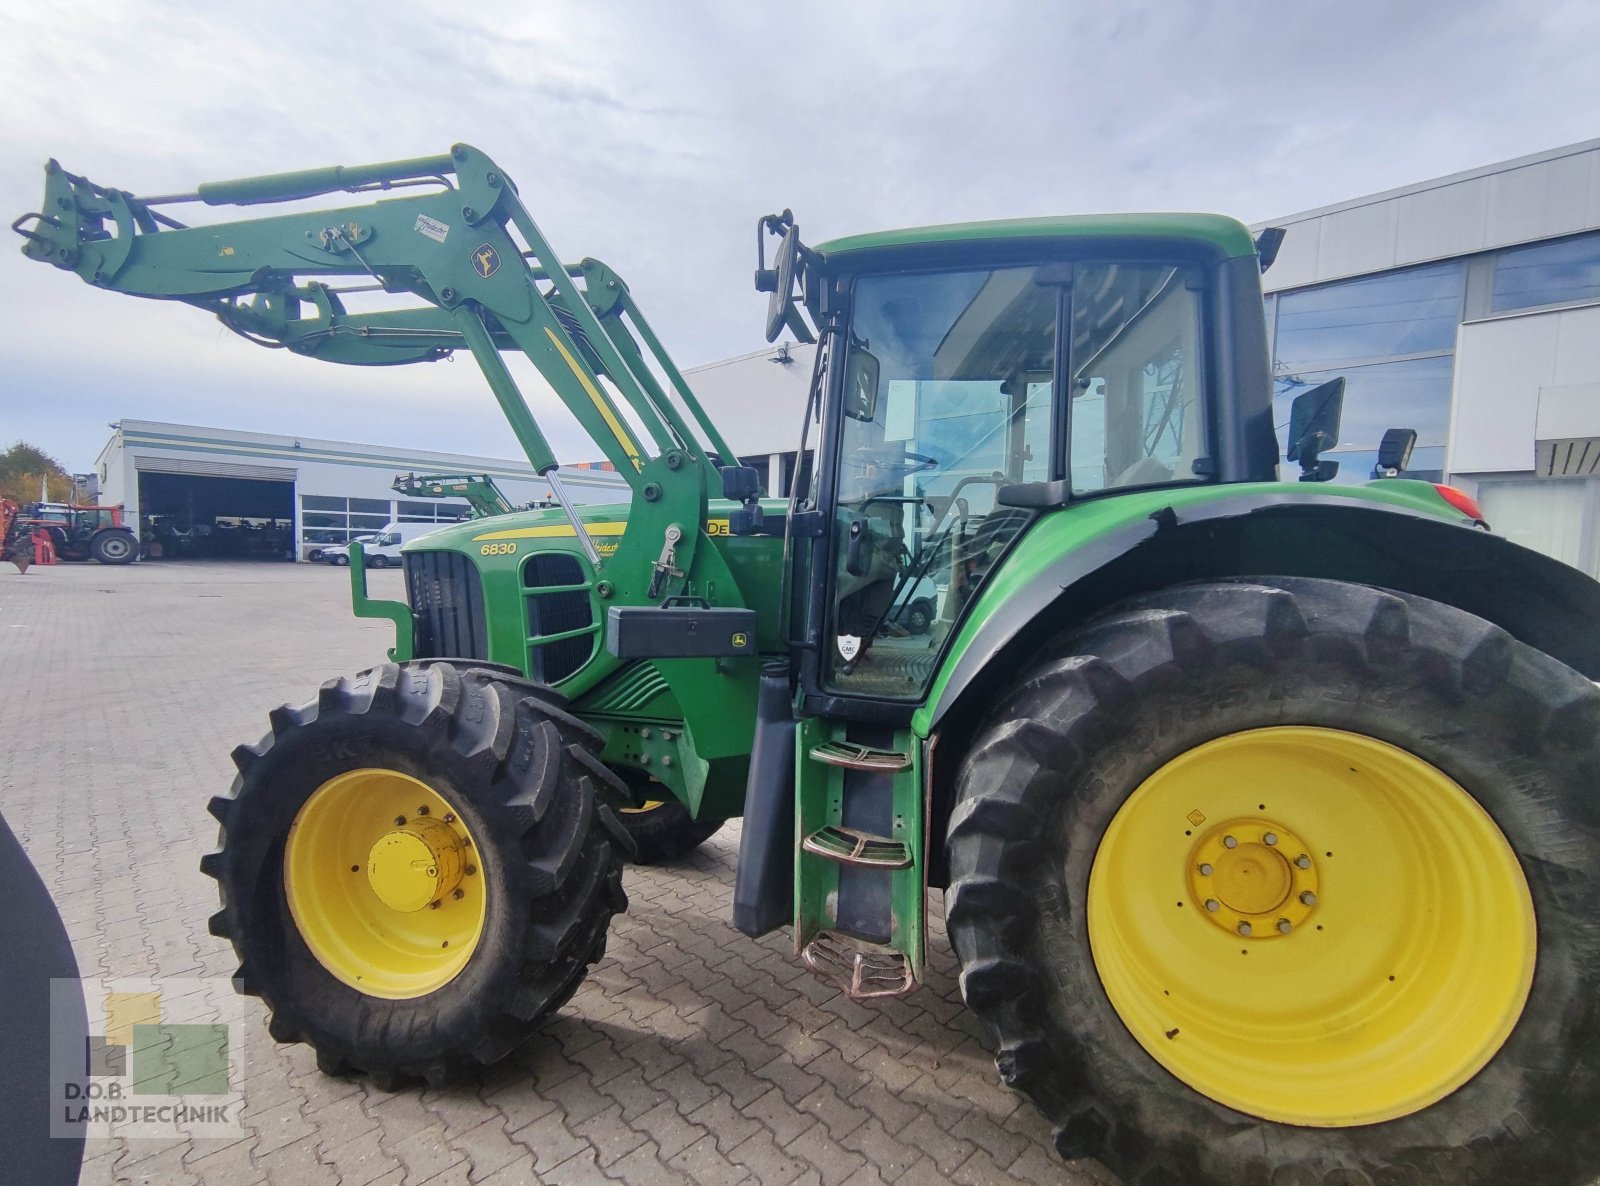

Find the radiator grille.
[
  {"left": 405, "top": 551, "right": 489, "bottom": 660},
  {"left": 523, "top": 551, "right": 594, "bottom": 683}
]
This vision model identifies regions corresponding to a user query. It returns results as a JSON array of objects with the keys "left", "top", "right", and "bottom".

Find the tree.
[{"left": 0, "top": 441, "right": 79, "bottom": 504}]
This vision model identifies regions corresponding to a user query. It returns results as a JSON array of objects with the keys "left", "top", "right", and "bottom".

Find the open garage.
[{"left": 135, "top": 461, "right": 296, "bottom": 561}]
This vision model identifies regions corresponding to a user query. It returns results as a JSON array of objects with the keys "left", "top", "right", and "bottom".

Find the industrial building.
[
  {"left": 1255, "top": 136, "right": 1600, "bottom": 579},
  {"left": 92, "top": 420, "right": 628, "bottom": 562}
]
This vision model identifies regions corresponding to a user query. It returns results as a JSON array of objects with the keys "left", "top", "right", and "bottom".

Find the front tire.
[
  {"left": 202, "top": 662, "right": 633, "bottom": 1085},
  {"left": 946, "top": 578, "right": 1600, "bottom": 1185}
]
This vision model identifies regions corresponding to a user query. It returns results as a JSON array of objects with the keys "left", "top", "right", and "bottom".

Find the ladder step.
[
  {"left": 802, "top": 825, "right": 913, "bottom": 869},
  {"left": 808, "top": 741, "right": 911, "bottom": 772},
  {"left": 800, "top": 931, "right": 917, "bottom": 1000}
]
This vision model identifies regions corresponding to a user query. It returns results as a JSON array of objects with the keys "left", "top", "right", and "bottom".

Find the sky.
[{"left": 1, "top": 0, "right": 1597, "bottom": 473}]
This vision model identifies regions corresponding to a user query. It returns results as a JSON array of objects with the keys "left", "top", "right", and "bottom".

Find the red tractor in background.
[{"left": 1, "top": 499, "right": 138, "bottom": 568}]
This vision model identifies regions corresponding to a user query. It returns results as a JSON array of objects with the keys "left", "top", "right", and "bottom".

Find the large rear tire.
[
  {"left": 89, "top": 529, "right": 136, "bottom": 565},
  {"left": 946, "top": 578, "right": 1600, "bottom": 1185},
  {"left": 202, "top": 661, "right": 633, "bottom": 1085},
  {"left": 617, "top": 787, "right": 724, "bottom": 864}
]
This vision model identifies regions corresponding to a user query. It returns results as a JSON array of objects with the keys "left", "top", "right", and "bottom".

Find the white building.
[
  {"left": 94, "top": 420, "right": 628, "bottom": 561},
  {"left": 1254, "top": 137, "right": 1600, "bottom": 576}
]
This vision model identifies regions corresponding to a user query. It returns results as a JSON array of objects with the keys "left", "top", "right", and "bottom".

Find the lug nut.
[
  {"left": 429, "top": 900, "right": 440, "bottom": 910},
  {"left": 1223, "top": 835, "right": 1238, "bottom": 849},
  {"left": 394, "top": 815, "right": 406, "bottom": 826},
  {"left": 1300, "top": 891, "right": 1317, "bottom": 906},
  {"left": 1198, "top": 863, "right": 1214, "bottom": 876},
  {"left": 452, "top": 888, "right": 464, "bottom": 900},
  {"left": 1277, "top": 919, "right": 1292, "bottom": 934},
  {"left": 1237, "top": 922, "right": 1253, "bottom": 936},
  {"left": 1263, "top": 832, "right": 1278, "bottom": 846},
  {"left": 1295, "top": 854, "right": 1311, "bottom": 869},
  {"left": 1205, "top": 899, "right": 1220, "bottom": 912},
  {"left": 417, "top": 805, "right": 429, "bottom": 816},
  {"left": 465, "top": 865, "right": 477, "bottom": 876},
  {"left": 444, "top": 813, "right": 456, "bottom": 823}
]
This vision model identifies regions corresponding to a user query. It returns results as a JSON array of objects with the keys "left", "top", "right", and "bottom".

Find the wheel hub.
[
  {"left": 366, "top": 816, "right": 465, "bottom": 913},
  {"left": 1188, "top": 819, "right": 1319, "bottom": 938},
  {"left": 284, "top": 769, "right": 486, "bottom": 999}
]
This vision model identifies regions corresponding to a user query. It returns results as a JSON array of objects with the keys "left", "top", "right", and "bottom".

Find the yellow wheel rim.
[
  {"left": 619, "top": 799, "right": 665, "bottom": 815},
  {"left": 284, "top": 769, "right": 486, "bottom": 1000},
  {"left": 1086, "top": 727, "right": 1535, "bottom": 1127}
]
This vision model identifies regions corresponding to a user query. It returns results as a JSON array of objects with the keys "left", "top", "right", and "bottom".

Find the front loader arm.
[{"left": 16, "top": 144, "right": 752, "bottom": 604}]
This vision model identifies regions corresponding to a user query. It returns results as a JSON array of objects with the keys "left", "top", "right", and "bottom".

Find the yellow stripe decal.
[
  {"left": 543, "top": 327, "right": 644, "bottom": 471},
  {"left": 472, "top": 519, "right": 730, "bottom": 542}
]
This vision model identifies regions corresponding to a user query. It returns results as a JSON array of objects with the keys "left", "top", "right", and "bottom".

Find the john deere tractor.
[{"left": 20, "top": 146, "right": 1600, "bottom": 1184}]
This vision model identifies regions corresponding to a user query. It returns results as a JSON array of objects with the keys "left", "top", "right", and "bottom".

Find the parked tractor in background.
[
  {"left": 0, "top": 498, "right": 137, "bottom": 566},
  {"left": 391, "top": 471, "right": 537, "bottom": 519},
  {"left": 20, "top": 146, "right": 1600, "bottom": 1185}
]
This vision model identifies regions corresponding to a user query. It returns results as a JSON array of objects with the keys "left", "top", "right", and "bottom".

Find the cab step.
[
  {"left": 808, "top": 741, "right": 911, "bottom": 772},
  {"left": 802, "top": 825, "right": 913, "bottom": 869},
  {"left": 800, "top": 931, "right": 917, "bottom": 1000}
]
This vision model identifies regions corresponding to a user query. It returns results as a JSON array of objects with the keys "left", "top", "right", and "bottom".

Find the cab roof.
[{"left": 814, "top": 212, "right": 1257, "bottom": 262}]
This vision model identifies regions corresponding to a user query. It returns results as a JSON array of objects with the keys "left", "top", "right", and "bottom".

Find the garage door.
[
  {"left": 136, "top": 457, "right": 297, "bottom": 561},
  {"left": 133, "top": 455, "right": 297, "bottom": 482}
]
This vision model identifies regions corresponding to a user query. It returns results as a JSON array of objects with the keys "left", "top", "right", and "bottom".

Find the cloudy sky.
[{"left": 2, "top": 0, "right": 1596, "bottom": 472}]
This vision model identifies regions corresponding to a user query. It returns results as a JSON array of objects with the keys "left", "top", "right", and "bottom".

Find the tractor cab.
[{"left": 757, "top": 215, "right": 1279, "bottom": 709}]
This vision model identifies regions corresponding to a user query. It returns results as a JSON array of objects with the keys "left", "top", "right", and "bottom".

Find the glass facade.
[
  {"left": 1275, "top": 262, "right": 1465, "bottom": 371},
  {"left": 1269, "top": 262, "right": 1464, "bottom": 484},
  {"left": 1492, "top": 232, "right": 1600, "bottom": 312},
  {"left": 300, "top": 495, "right": 468, "bottom": 554}
]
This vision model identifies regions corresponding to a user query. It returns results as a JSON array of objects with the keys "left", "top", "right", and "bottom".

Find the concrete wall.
[{"left": 1447, "top": 303, "right": 1600, "bottom": 476}]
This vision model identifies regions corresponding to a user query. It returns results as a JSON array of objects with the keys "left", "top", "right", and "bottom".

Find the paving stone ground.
[{"left": 0, "top": 561, "right": 1112, "bottom": 1186}]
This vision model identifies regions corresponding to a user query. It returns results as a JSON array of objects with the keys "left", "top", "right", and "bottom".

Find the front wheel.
[
  {"left": 946, "top": 578, "right": 1600, "bottom": 1185},
  {"left": 202, "top": 662, "right": 633, "bottom": 1085}
]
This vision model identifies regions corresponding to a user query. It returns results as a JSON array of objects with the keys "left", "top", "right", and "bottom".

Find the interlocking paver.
[
  {"left": 320, "top": 1126, "right": 406, "bottom": 1186},
  {"left": 0, "top": 562, "right": 1090, "bottom": 1185}
]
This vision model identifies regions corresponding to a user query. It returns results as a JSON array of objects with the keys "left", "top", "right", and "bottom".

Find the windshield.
[
  {"left": 824, "top": 258, "right": 1209, "bottom": 699},
  {"left": 827, "top": 265, "right": 1055, "bottom": 697}
]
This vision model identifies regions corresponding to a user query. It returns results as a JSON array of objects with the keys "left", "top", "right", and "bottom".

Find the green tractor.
[{"left": 19, "top": 147, "right": 1600, "bottom": 1184}]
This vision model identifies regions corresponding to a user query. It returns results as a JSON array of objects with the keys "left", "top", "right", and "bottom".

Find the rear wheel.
[
  {"left": 946, "top": 578, "right": 1600, "bottom": 1184},
  {"left": 90, "top": 529, "right": 136, "bottom": 564},
  {"left": 617, "top": 785, "right": 723, "bottom": 864},
  {"left": 203, "top": 662, "right": 633, "bottom": 1085}
]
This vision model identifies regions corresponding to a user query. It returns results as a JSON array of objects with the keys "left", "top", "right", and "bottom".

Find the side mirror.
[
  {"left": 1287, "top": 377, "right": 1345, "bottom": 482},
  {"left": 1373, "top": 428, "right": 1417, "bottom": 478},
  {"left": 756, "top": 211, "right": 817, "bottom": 344},
  {"left": 844, "top": 348, "right": 881, "bottom": 423}
]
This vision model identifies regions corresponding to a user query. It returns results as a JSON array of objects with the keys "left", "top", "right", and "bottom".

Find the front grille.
[
  {"left": 405, "top": 551, "right": 488, "bottom": 660},
  {"left": 523, "top": 551, "right": 594, "bottom": 683}
]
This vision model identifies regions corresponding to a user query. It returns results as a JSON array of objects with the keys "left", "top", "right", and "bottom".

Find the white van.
[{"left": 321, "top": 522, "right": 443, "bottom": 567}]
